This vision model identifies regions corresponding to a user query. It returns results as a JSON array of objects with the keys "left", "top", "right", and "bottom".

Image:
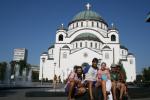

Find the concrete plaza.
[{"left": 0, "top": 84, "right": 150, "bottom": 100}]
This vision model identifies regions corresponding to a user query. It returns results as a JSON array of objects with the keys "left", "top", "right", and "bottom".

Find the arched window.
[
  {"left": 95, "top": 43, "right": 97, "bottom": 48},
  {"left": 130, "top": 59, "right": 133, "bottom": 64},
  {"left": 76, "top": 43, "right": 78, "bottom": 48},
  {"left": 59, "top": 34, "right": 63, "bottom": 41},
  {"left": 105, "top": 53, "right": 109, "bottom": 59},
  {"left": 81, "top": 22, "right": 83, "bottom": 27},
  {"left": 76, "top": 22, "right": 78, "bottom": 27},
  {"left": 92, "top": 21, "right": 94, "bottom": 27},
  {"left": 97, "top": 22, "right": 99, "bottom": 27},
  {"left": 80, "top": 42, "right": 82, "bottom": 47},
  {"left": 85, "top": 42, "right": 87, "bottom": 47},
  {"left": 63, "top": 52, "right": 67, "bottom": 58},
  {"left": 111, "top": 35, "right": 116, "bottom": 41},
  {"left": 90, "top": 42, "right": 93, "bottom": 48}
]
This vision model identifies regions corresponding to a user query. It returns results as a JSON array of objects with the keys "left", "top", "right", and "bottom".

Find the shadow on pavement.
[{"left": 0, "top": 90, "right": 17, "bottom": 97}]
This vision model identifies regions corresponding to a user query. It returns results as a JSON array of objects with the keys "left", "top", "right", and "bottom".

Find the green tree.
[
  {"left": 18, "top": 60, "right": 27, "bottom": 76},
  {"left": 10, "top": 61, "right": 16, "bottom": 75},
  {"left": 142, "top": 66, "right": 150, "bottom": 81},
  {"left": 0, "top": 62, "right": 7, "bottom": 81},
  {"left": 118, "top": 61, "right": 127, "bottom": 81},
  {"left": 136, "top": 74, "right": 143, "bottom": 82},
  {"left": 10, "top": 60, "right": 28, "bottom": 76},
  {"left": 32, "top": 71, "right": 39, "bottom": 82}
]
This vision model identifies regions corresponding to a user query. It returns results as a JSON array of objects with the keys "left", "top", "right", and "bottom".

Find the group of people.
[{"left": 65, "top": 58, "right": 128, "bottom": 100}]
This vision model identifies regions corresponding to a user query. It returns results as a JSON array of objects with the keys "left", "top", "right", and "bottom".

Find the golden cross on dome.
[{"left": 86, "top": 3, "right": 91, "bottom": 10}]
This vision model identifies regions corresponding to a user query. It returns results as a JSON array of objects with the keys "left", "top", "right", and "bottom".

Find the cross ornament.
[{"left": 86, "top": 3, "right": 91, "bottom": 10}]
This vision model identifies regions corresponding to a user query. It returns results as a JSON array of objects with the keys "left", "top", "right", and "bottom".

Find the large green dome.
[{"left": 71, "top": 10, "right": 107, "bottom": 24}]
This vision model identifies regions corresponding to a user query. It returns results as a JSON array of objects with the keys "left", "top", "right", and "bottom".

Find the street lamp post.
[
  {"left": 54, "top": 62, "right": 56, "bottom": 77},
  {"left": 53, "top": 62, "right": 56, "bottom": 91},
  {"left": 62, "top": 70, "right": 65, "bottom": 84},
  {"left": 41, "top": 57, "right": 45, "bottom": 85}
]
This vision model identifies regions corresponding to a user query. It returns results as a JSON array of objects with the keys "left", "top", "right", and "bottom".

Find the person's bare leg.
[
  {"left": 88, "top": 81, "right": 94, "bottom": 100},
  {"left": 68, "top": 81, "right": 75, "bottom": 100},
  {"left": 112, "top": 81, "right": 117, "bottom": 100},
  {"left": 101, "top": 80, "right": 107, "bottom": 100},
  {"left": 124, "top": 84, "right": 128, "bottom": 96},
  {"left": 119, "top": 83, "right": 125, "bottom": 100}
]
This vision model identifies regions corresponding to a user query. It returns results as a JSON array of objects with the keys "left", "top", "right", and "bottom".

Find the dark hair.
[
  {"left": 92, "top": 58, "right": 98, "bottom": 63},
  {"left": 74, "top": 66, "right": 82, "bottom": 73},
  {"left": 73, "top": 66, "right": 77, "bottom": 70},
  {"left": 75, "top": 66, "right": 83, "bottom": 73},
  {"left": 101, "top": 62, "right": 106, "bottom": 66}
]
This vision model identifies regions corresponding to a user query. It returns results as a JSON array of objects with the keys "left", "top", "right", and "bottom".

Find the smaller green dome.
[{"left": 71, "top": 33, "right": 101, "bottom": 43}]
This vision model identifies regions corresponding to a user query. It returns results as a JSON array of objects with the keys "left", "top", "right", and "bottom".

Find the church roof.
[
  {"left": 57, "top": 24, "right": 67, "bottom": 30},
  {"left": 71, "top": 33, "right": 101, "bottom": 43},
  {"left": 42, "top": 52, "right": 48, "bottom": 55},
  {"left": 128, "top": 53, "right": 134, "bottom": 56},
  {"left": 62, "top": 45, "right": 70, "bottom": 49},
  {"left": 48, "top": 45, "right": 54, "bottom": 50},
  {"left": 120, "top": 45, "right": 128, "bottom": 51},
  {"left": 102, "top": 45, "right": 111, "bottom": 49},
  {"left": 70, "top": 10, "right": 107, "bottom": 25},
  {"left": 69, "top": 3, "right": 107, "bottom": 25}
]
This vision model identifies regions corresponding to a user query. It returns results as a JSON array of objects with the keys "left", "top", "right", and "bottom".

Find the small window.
[
  {"left": 105, "top": 53, "right": 109, "bottom": 59},
  {"left": 63, "top": 52, "right": 67, "bottom": 58},
  {"left": 85, "top": 42, "right": 87, "bottom": 47},
  {"left": 80, "top": 42, "right": 82, "bottom": 47},
  {"left": 90, "top": 42, "right": 93, "bottom": 48},
  {"left": 97, "top": 22, "right": 99, "bottom": 27},
  {"left": 111, "top": 35, "right": 116, "bottom": 41},
  {"left": 76, "top": 43, "right": 78, "bottom": 48},
  {"left": 130, "top": 59, "right": 133, "bottom": 64},
  {"left": 92, "top": 22, "right": 94, "bottom": 27},
  {"left": 95, "top": 43, "right": 97, "bottom": 48},
  {"left": 76, "top": 22, "right": 78, "bottom": 27},
  {"left": 81, "top": 22, "right": 83, "bottom": 27},
  {"left": 59, "top": 34, "right": 63, "bottom": 41}
]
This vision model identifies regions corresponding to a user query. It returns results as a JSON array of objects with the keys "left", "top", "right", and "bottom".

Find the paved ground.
[
  {"left": 0, "top": 88, "right": 67, "bottom": 100},
  {"left": 0, "top": 84, "right": 150, "bottom": 100}
]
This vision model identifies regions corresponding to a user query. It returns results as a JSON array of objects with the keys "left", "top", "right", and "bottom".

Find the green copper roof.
[
  {"left": 62, "top": 45, "right": 70, "bottom": 49},
  {"left": 71, "top": 33, "right": 101, "bottom": 43},
  {"left": 71, "top": 10, "right": 106, "bottom": 24},
  {"left": 120, "top": 45, "right": 128, "bottom": 51}
]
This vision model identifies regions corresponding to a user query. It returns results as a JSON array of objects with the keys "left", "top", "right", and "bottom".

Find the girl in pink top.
[{"left": 96, "top": 62, "right": 112, "bottom": 100}]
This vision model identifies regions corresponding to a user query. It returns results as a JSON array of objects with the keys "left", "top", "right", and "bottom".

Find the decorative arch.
[{"left": 69, "top": 28, "right": 106, "bottom": 43}]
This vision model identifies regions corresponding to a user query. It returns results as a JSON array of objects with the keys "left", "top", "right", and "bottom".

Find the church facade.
[{"left": 39, "top": 4, "right": 136, "bottom": 82}]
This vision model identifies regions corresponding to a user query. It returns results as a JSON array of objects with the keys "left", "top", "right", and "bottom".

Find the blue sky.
[{"left": 0, "top": 0, "right": 149, "bottom": 74}]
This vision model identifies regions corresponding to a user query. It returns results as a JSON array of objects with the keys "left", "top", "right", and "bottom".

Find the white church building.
[{"left": 39, "top": 4, "right": 136, "bottom": 82}]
